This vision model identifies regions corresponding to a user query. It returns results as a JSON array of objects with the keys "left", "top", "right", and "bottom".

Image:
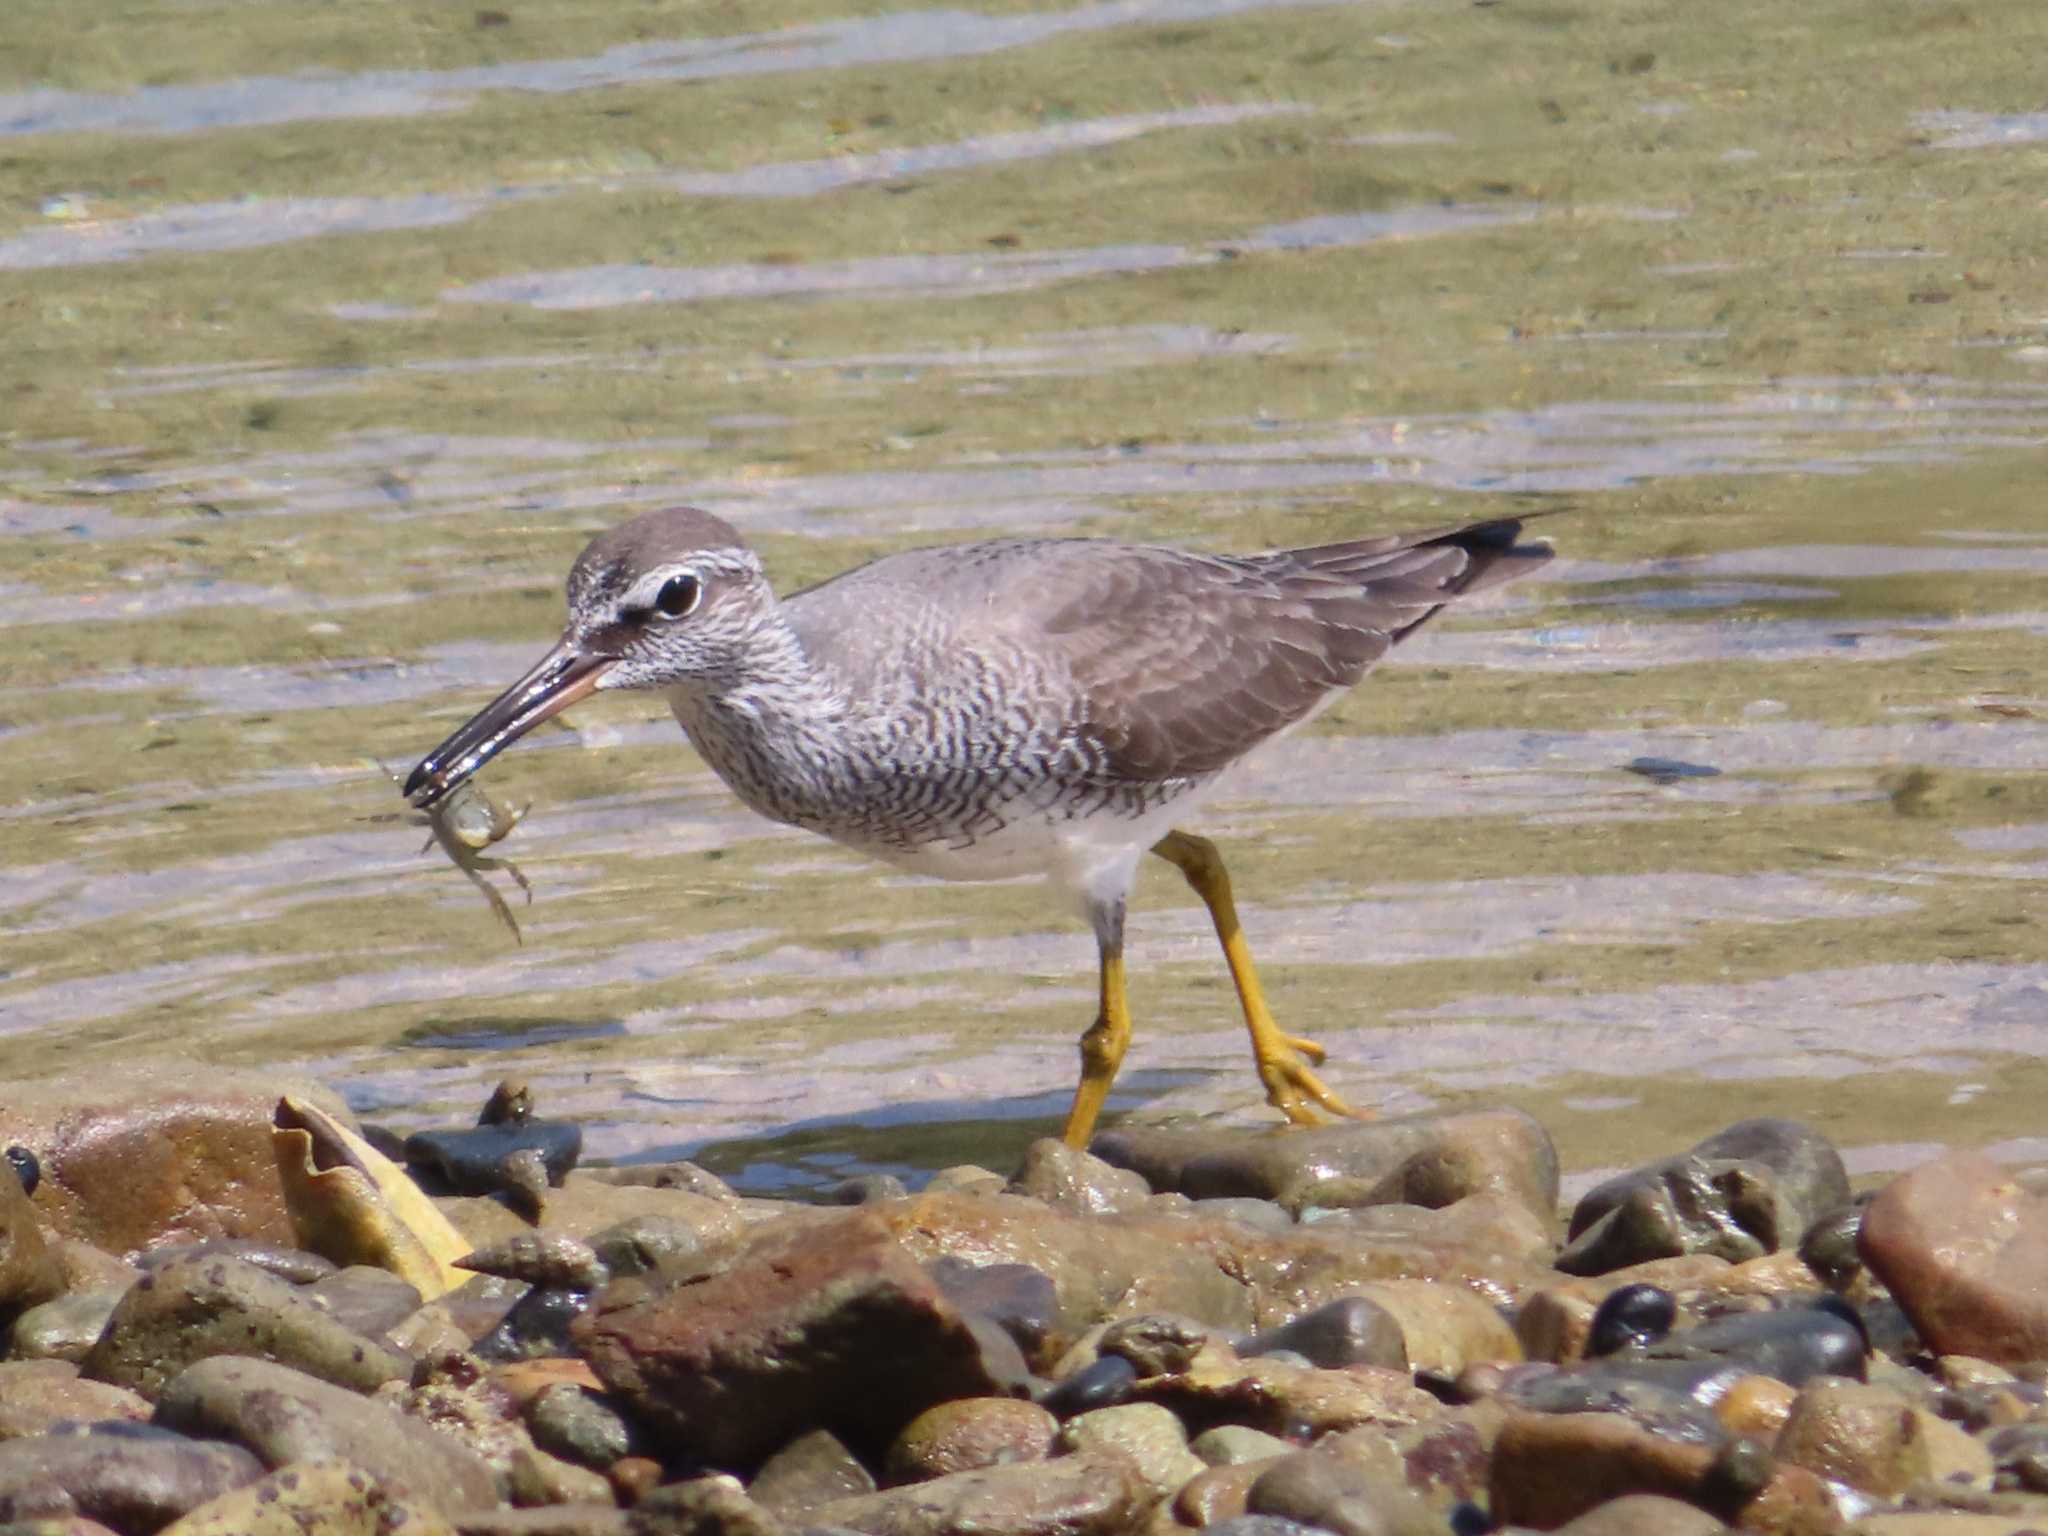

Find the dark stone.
[
  {"left": 154, "top": 1354, "right": 499, "bottom": 1510},
  {"left": 1587, "top": 1285, "right": 1676, "bottom": 1356},
  {"left": 821, "top": 1174, "right": 908, "bottom": 1206},
  {"left": 1561, "top": 1118, "right": 1848, "bottom": 1275},
  {"left": 528, "top": 1381, "right": 637, "bottom": 1470},
  {"left": 1040, "top": 1355, "right": 1138, "bottom": 1418},
  {"left": 1242, "top": 1296, "right": 1407, "bottom": 1371},
  {"left": 1500, "top": 1363, "right": 1733, "bottom": 1443},
  {"left": 406, "top": 1120, "right": 582, "bottom": 1195},
  {"left": 135, "top": 1239, "right": 337, "bottom": 1286},
  {"left": 586, "top": 1161, "right": 737, "bottom": 1201},
  {"left": 1641, "top": 1305, "right": 1866, "bottom": 1387},
  {"left": 0, "top": 1421, "right": 262, "bottom": 1527},
  {"left": 477, "top": 1285, "right": 596, "bottom": 1361},
  {"left": 1246, "top": 1449, "right": 1438, "bottom": 1536},
  {"left": 925, "top": 1257, "right": 1060, "bottom": 1364},
  {"left": 480, "top": 1080, "right": 535, "bottom": 1126},
  {"left": 574, "top": 1208, "right": 1027, "bottom": 1465},
  {"left": 1797, "top": 1202, "right": 1865, "bottom": 1287},
  {"left": 6, "top": 1147, "right": 39, "bottom": 1198},
  {"left": 1987, "top": 1422, "right": 2048, "bottom": 1492}
]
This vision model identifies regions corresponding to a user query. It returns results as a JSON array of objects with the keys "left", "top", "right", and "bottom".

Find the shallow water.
[{"left": 3, "top": 0, "right": 2047, "bottom": 1196}]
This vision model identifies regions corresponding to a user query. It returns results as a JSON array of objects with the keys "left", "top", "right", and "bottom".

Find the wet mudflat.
[{"left": 2, "top": 0, "right": 2046, "bottom": 1194}]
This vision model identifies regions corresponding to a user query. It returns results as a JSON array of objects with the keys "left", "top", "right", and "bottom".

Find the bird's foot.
[{"left": 1256, "top": 1039, "right": 1371, "bottom": 1126}]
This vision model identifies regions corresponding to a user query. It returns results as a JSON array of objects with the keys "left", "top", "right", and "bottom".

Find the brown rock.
[
  {"left": 1140, "top": 1350, "right": 1442, "bottom": 1439},
  {"left": 809, "top": 1452, "right": 1145, "bottom": 1536},
  {"left": 1858, "top": 1151, "right": 2048, "bottom": 1364},
  {"left": 1174, "top": 1458, "right": 1280, "bottom": 1525},
  {"left": 0, "top": 1165, "right": 63, "bottom": 1322},
  {"left": 1716, "top": 1376, "right": 1798, "bottom": 1440},
  {"left": 1057, "top": 1403, "right": 1204, "bottom": 1502},
  {"left": 575, "top": 1208, "right": 1024, "bottom": 1464},
  {"left": 1093, "top": 1108, "right": 1559, "bottom": 1223},
  {"left": 1488, "top": 1409, "right": 1728, "bottom": 1528},
  {"left": 0, "top": 1360, "right": 150, "bottom": 1440},
  {"left": 1553, "top": 1493, "right": 1729, "bottom": 1534},
  {"left": 887, "top": 1398, "right": 1057, "bottom": 1482},
  {"left": 1350, "top": 1280, "right": 1522, "bottom": 1375},
  {"left": 1248, "top": 1447, "right": 1440, "bottom": 1536},
  {"left": 0, "top": 1065, "right": 350, "bottom": 1255},
  {"left": 155, "top": 1355, "right": 500, "bottom": 1511},
  {"left": 749, "top": 1428, "right": 874, "bottom": 1517},
  {"left": 1305, "top": 1192, "right": 1559, "bottom": 1268},
  {"left": 156, "top": 1460, "right": 459, "bottom": 1535},
  {"left": 1774, "top": 1379, "right": 1928, "bottom": 1497}
]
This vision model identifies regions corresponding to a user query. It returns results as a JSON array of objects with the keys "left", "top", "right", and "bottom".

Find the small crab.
[{"left": 375, "top": 761, "right": 533, "bottom": 944}]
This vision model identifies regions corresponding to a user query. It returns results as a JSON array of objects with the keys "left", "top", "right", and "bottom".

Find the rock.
[
  {"left": 586, "top": 1214, "right": 729, "bottom": 1282},
  {"left": 1093, "top": 1109, "right": 1559, "bottom": 1224},
  {"left": 1191, "top": 1198, "right": 1295, "bottom": 1233},
  {"left": 921, "top": 1165, "right": 1006, "bottom": 1198},
  {"left": 1488, "top": 1408, "right": 1833, "bottom": 1530},
  {"left": 631, "top": 1474, "right": 782, "bottom": 1536},
  {"left": 1242, "top": 1296, "right": 1407, "bottom": 1371},
  {"left": 1858, "top": 1151, "right": 2048, "bottom": 1364},
  {"left": 1641, "top": 1305, "right": 1867, "bottom": 1387},
  {"left": 461, "top": 1230, "right": 609, "bottom": 1292},
  {"left": 1138, "top": 1350, "right": 1441, "bottom": 1439},
  {"left": 1561, "top": 1119, "right": 1849, "bottom": 1275},
  {"left": 925, "top": 1257, "right": 1061, "bottom": 1367},
  {"left": 1348, "top": 1281, "right": 1520, "bottom": 1375},
  {"left": 584, "top": 1161, "right": 737, "bottom": 1199},
  {"left": 821, "top": 1173, "right": 909, "bottom": 1205},
  {"left": 748, "top": 1427, "right": 874, "bottom": 1517},
  {"left": 1042, "top": 1354, "right": 1138, "bottom": 1417},
  {"left": 155, "top": 1459, "right": 458, "bottom": 1535},
  {"left": 0, "top": 1066, "right": 350, "bottom": 1254},
  {"left": 527, "top": 1381, "right": 637, "bottom": 1470},
  {"left": 0, "top": 1361, "right": 150, "bottom": 1440},
  {"left": 1775, "top": 1377, "right": 1924, "bottom": 1496},
  {"left": 1057, "top": 1402, "right": 1204, "bottom": 1501},
  {"left": 406, "top": 1120, "right": 582, "bottom": 1197},
  {"left": 1007, "top": 1140, "right": 1151, "bottom": 1216},
  {"left": 507, "top": 1445, "right": 614, "bottom": 1508},
  {"left": 1098, "top": 1314, "right": 1210, "bottom": 1377},
  {"left": 81, "top": 1252, "right": 413, "bottom": 1399},
  {"left": 574, "top": 1207, "right": 1026, "bottom": 1464},
  {"left": 888, "top": 1397, "right": 1058, "bottom": 1481},
  {"left": 51, "top": 1236, "right": 144, "bottom": 1297},
  {"left": 478, "top": 1284, "right": 599, "bottom": 1362},
  {"left": 1302, "top": 1193, "right": 1559, "bottom": 1269},
  {"left": 8, "top": 1288, "right": 127, "bottom": 1364},
  {"left": 136, "top": 1240, "right": 336, "bottom": 1286},
  {"left": 1551, "top": 1493, "right": 1729, "bottom": 1534},
  {"left": 0, "top": 1161, "right": 63, "bottom": 1325},
  {"left": 1192, "top": 1426, "right": 1297, "bottom": 1466},
  {"left": 1176, "top": 1458, "right": 1284, "bottom": 1527},
  {"left": 1200, "top": 1520, "right": 1328, "bottom": 1536},
  {"left": 808, "top": 1452, "right": 1145, "bottom": 1536},
  {"left": 1588, "top": 1285, "right": 1677, "bottom": 1355},
  {"left": 1246, "top": 1448, "right": 1439, "bottom": 1536},
  {"left": 441, "top": 1174, "right": 747, "bottom": 1266},
  {"left": 1714, "top": 1375, "right": 1798, "bottom": 1440},
  {"left": 155, "top": 1355, "right": 499, "bottom": 1510},
  {"left": 1515, "top": 1257, "right": 1735, "bottom": 1364},
  {"left": 0, "top": 1423, "right": 262, "bottom": 1528},
  {"left": 381, "top": 1352, "right": 545, "bottom": 1489},
  {"left": 306, "top": 1264, "right": 425, "bottom": 1339}
]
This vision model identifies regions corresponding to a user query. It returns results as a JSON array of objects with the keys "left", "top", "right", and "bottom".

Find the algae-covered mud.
[{"left": 2, "top": 0, "right": 2045, "bottom": 1193}]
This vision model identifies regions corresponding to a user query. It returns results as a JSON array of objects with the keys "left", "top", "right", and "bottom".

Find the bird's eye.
[{"left": 654, "top": 573, "right": 702, "bottom": 619}]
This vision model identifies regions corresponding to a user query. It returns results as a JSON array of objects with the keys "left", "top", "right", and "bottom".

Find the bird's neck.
[{"left": 665, "top": 615, "right": 868, "bottom": 830}]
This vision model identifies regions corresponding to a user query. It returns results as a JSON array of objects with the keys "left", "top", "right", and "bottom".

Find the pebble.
[
  {"left": 82, "top": 1253, "right": 412, "bottom": 1397},
  {"left": 1242, "top": 1295, "right": 1408, "bottom": 1371},
  {"left": 1041, "top": 1353, "right": 1139, "bottom": 1417},
  {"left": 888, "top": 1396, "right": 1058, "bottom": 1480}
]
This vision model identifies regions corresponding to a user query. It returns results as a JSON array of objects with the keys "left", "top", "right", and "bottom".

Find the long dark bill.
[{"left": 403, "top": 640, "right": 614, "bottom": 811}]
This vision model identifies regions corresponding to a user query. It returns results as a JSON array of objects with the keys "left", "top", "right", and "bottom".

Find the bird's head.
[{"left": 404, "top": 506, "right": 773, "bottom": 810}]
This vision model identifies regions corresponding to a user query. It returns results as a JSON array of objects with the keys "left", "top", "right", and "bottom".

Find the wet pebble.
[
  {"left": 820, "top": 1172, "right": 908, "bottom": 1204},
  {"left": 475, "top": 1281, "right": 595, "bottom": 1361},
  {"left": 5, "top": 1147, "right": 38, "bottom": 1197},
  {"left": 1098, "top": 1313, "right": 1209, "bottom": 1377},
  {"left": 1243, "top": 1295, "right": 1407, "bottom": 1371},
  {"left": 1057, "top": 1401, "right": 1205, "bottom": 1500},
  {"left": 305, "top": 1264, "right": 425, "bottom": 1339},
  {"left": 135, "top": 1239, "right": 337, "bottom": 1286},
  {"left": 1246, "top": 1446, "right": 1439, "bottom": 1536},
  {"left": 525, "top": 1379, "right": 637, "bottom": 1470},
  {"left": 887, "top": 1396, "right": 1058, "bottom": 1481},
  {"left": 1587, "top": 1284, "right": 1677, "bottom": 1355},
  {"left": 926, "top": 1256, "right": 1061, "bottom": 1364},
  {"left": 747, "top": 1426, "right": 874, "bottom": 1517},
  {"left": 405, "top": 1119, "right": 582, "bottom": 1198},
  {"left": 1008, "top": 1138, "right": 1152, "bottom": 1216},
  {"left": 0, "top": 1421, "right": 262, "bottom": 1529},
  {"left": 1041, "top": 1354, "right": 1138, "bottom": 1418},
  {"left": 8, "top": 1288, "right": 127, "bottom": 1364}
]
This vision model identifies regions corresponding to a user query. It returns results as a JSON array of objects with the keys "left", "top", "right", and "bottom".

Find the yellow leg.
[
  {"left": 1061, "top": 938, "right": 1131, "bottom": 1148},
  {"left": 1151, "top": 829, "right": 1367, "bottom": 1126}
]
